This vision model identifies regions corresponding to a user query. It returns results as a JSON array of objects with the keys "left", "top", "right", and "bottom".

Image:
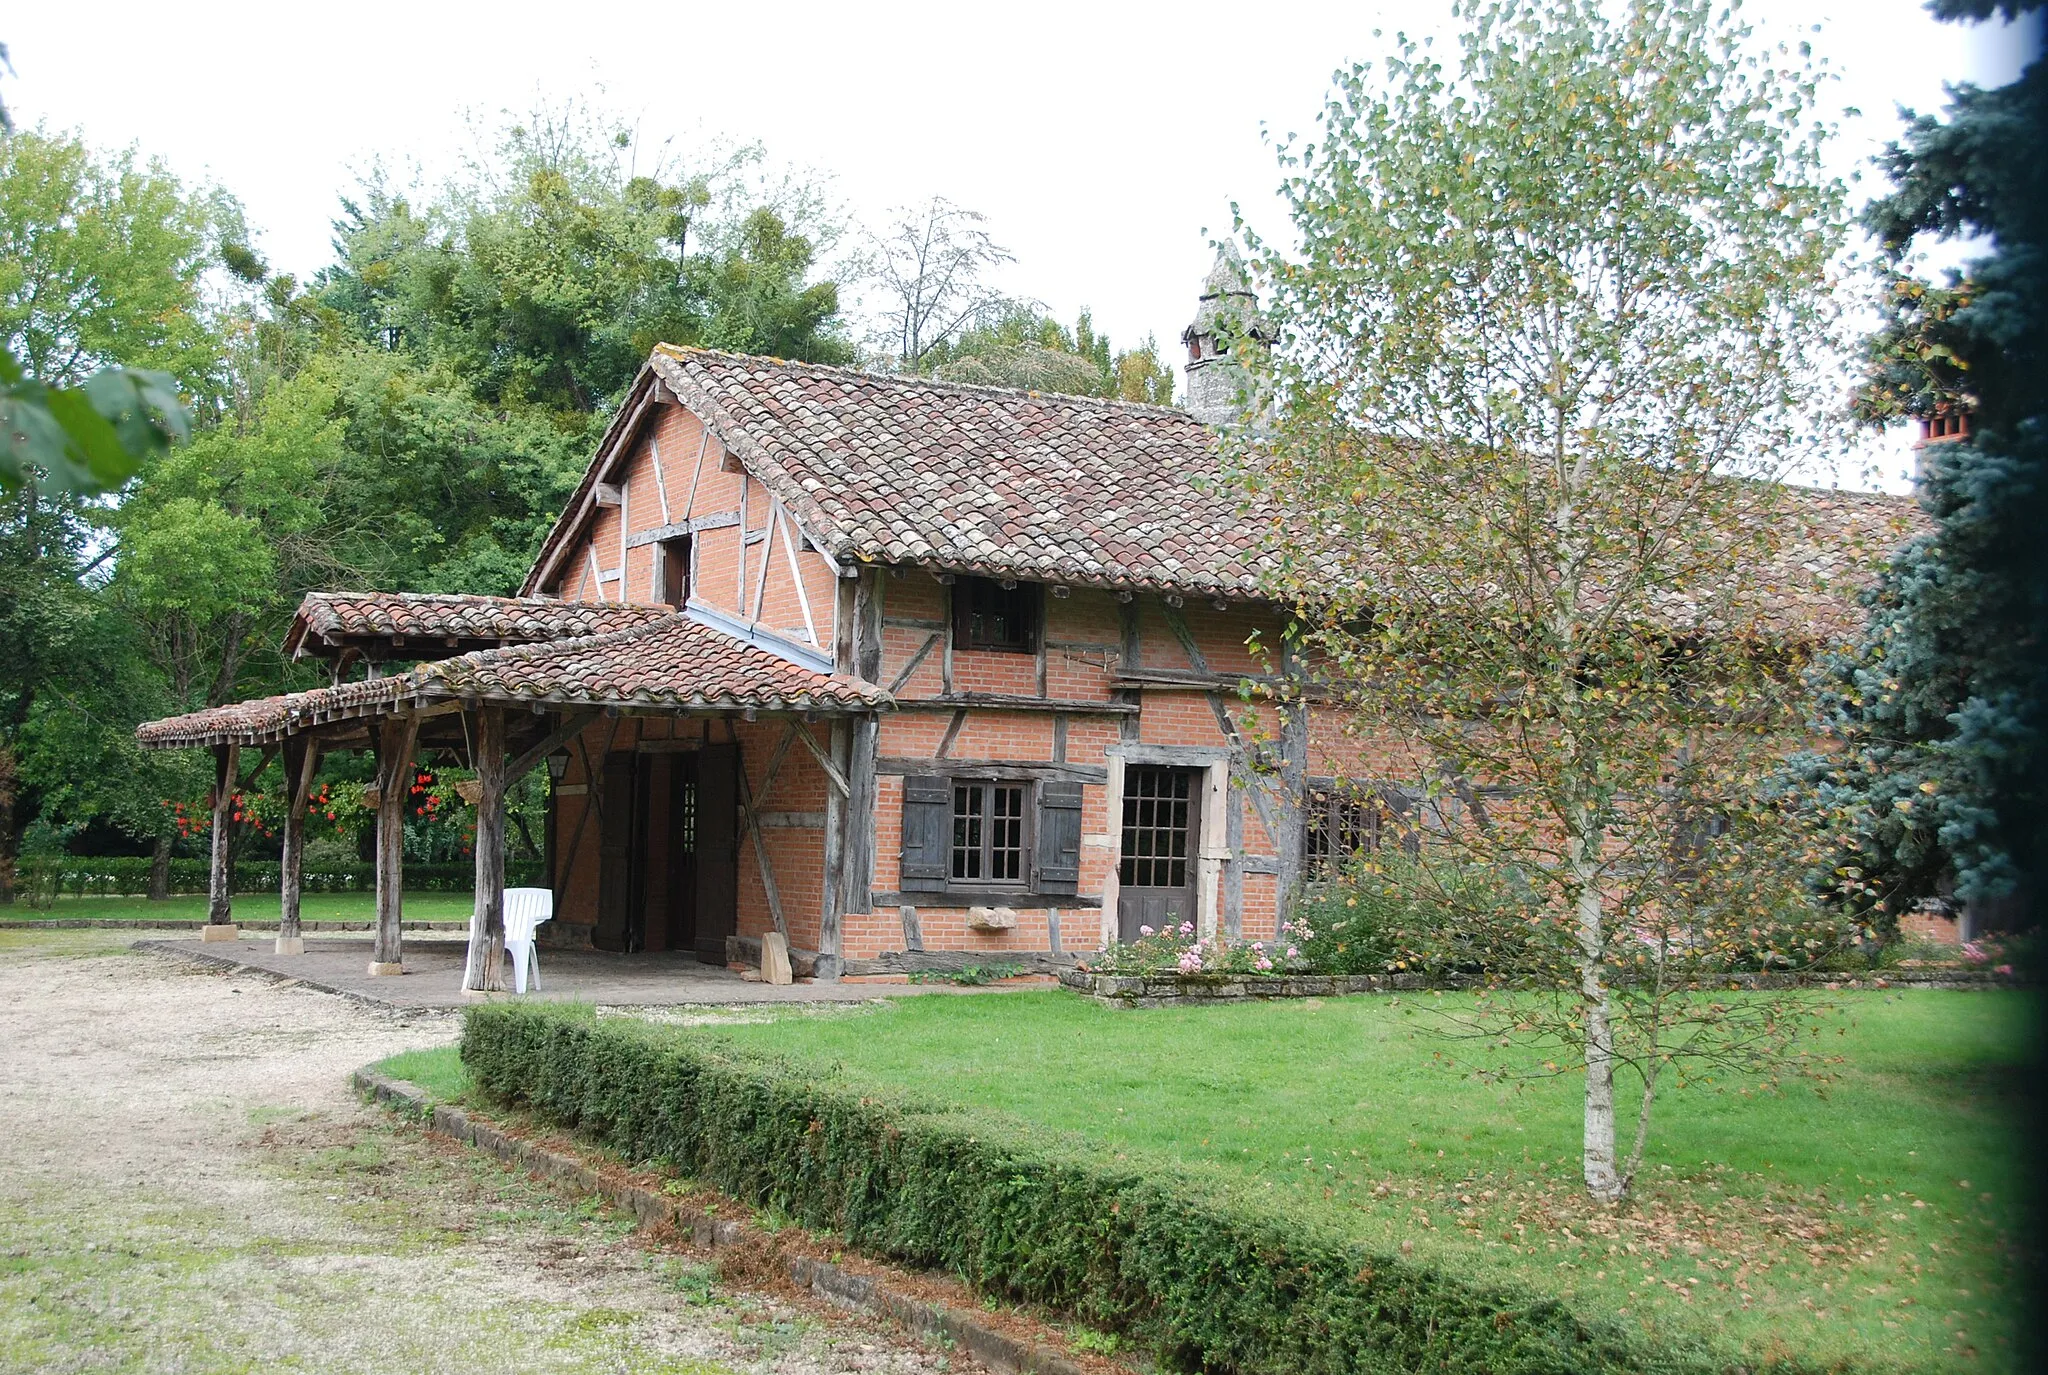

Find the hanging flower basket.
[
  {"left": 359, "top": 784, "right": 382, "bottom": 810},
  {"left": 455, "top": 779, "right": 484, "bottom": 806}
]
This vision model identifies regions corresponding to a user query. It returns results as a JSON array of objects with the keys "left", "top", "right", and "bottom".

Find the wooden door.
[
  {"left": 662, "top": 761, "right": 699, "bottom": 955},
  {"left": 1116, "top": 766, "right": 1202, "bottom": 941},
  {"left": 690, "top": 744, "right": 739, "bottom": 964},
  {"left": 593, "top": 753, "right": 638, "bottom": 952}
]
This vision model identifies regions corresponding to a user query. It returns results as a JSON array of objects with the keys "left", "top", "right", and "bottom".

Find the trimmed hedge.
[
  {"left": 17, "top": 855, "right": 542, "bottom": 899},
  {"left": 461, "top": 1003, "right": 1790, "bottom": 1375}
]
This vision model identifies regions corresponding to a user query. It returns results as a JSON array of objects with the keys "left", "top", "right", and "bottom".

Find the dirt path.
[{"left": 0, "top": 931, "right": 978, "bottom": 1375}]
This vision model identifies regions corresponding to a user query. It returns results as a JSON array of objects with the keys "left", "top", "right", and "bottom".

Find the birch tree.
[{"left": 1239, "top": 0, "right": 1873, "bottom": 1202}]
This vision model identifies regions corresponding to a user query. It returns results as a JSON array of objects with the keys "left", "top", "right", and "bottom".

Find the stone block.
[
  {"left": 761, "top": 931, "right": 794, "bottom": 986},
  {"left": 199, "top": 924, "right": 239, "bottom": 943},
  {"left": 367, "top": 961, "right": 404, "bottom": 976},
  {"left": 966, "top": 905, "right": 1017, "bottom": 932},
  {"left": 273, "top": 935, "right": 305, "bottom": 956}
]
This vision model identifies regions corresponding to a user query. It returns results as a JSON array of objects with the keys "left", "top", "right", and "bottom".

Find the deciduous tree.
[{"left": 1240, "top": 0, "right": 1869, "bottom": 1202}]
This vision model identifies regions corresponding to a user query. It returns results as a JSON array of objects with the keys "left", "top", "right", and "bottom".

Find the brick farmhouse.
[{"left": 137, "top": 272, "right": 1922, "bottom": 978}]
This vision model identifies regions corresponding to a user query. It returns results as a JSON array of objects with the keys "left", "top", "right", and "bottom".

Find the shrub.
[
  {"left": 14, "top": 854, "right": 541, "bottom": 900},
  {"left": 1290, "top": 853, "right": 1533, "bottom": 979},
  {"left": 460, "top": 1002, "right": 1791, "bottom": 1375}
]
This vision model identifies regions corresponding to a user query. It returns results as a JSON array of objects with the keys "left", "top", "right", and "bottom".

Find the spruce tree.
[{"left": 1811, "top": 0, "right": 2046, "bottom": 932}]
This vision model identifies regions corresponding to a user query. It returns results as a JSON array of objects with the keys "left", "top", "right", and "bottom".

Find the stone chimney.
[{"left": 1180, "top": 245, "right": 1273, "bottom": 426}]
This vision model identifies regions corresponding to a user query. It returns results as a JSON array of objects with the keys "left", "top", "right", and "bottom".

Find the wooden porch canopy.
[{"left": 136, "top": 612, "right": 891, "bottom": 988}]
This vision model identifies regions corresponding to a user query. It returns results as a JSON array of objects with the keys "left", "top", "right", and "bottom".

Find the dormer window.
[{"left": 954, "top": 576, "right": 1040, "bottom": 654}]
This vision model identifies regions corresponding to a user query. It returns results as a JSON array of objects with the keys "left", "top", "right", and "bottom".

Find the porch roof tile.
[
  {"left": 138, "top": 614, "right": 889, "bottom": 749},
  {"left": 283, "top": 591, "right": 666, "bottom": 659}
]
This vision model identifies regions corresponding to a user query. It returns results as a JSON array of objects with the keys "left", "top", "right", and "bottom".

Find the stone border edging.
[
  {"left": 352, "top": 1067, "right": 1092, "bottom": 1375},
  {"left": 1060, "top": 966, "right": 2017, "bottom": 1006},
  {"left": 2, "top": 918, "right": 468, "bottom": 931},
  {"left": 132, "top": 939, "right": 449, "bottom": 1018}
]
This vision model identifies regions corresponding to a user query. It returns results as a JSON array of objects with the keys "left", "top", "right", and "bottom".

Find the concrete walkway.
[{"left": 139, "top": 932, "right": 1034, "bottom": 1010}]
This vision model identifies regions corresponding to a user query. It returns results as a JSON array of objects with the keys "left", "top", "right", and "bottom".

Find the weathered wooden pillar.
[
  {"left": 841, "top": 713, "right": 878, "bottom": 920},
  {"left": 276, "top": 735, "right": 319, "bottom": 955},
  {"left": 370, "top": 713, "right": 418, "bottom": 975},
  {"left": 462, "top": 706, "right": 508, "bottom": 993},
  {"left": 817, "top": 717, "right": 852, "bottom": 982},
  {"left": 201, "top": 742, "right": 239, "bottom": 941},
  {"left": 1274, "top": 636, "right": 1312, "bottom": 920}
]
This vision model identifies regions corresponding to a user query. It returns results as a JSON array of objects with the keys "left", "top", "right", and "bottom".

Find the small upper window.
[
  {"left": 954, "top": 577, "right": 1039, "bottom": 654},
  {"left": 658, "top": 536, "right": 691, "bottom": 610}
]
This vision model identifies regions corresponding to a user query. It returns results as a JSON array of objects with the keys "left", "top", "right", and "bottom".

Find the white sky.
[{"left": 6, "top": 1, "right": 2038, "bottom": 490}]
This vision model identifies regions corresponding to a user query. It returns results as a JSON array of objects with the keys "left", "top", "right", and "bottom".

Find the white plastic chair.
[{"left": 503, "top": 888, "right": 554, "bottom": 994}]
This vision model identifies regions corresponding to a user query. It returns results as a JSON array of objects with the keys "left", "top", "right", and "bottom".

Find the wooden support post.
[
  {"left": 277, "top": 735, "right": 321, "bottom": 955},
  {"left": 841, "top": 713, "right": 878, "bottom": 926},
  {"left": 1275, "top": 637, "right": 1311, "bottom": 922},
  {"left": 370, "top": 713, "right": 419, "bottom": 974},
  {"left": 463, "top": 706, "right": 508, "bottom": 993},
  {"left": 817, "top": 717, "right": 851, "bottom": 982},
  {"left": 1116, "top": 597, "right": 1142, "bottom": 743},
  {"left": 1224, "top": 786, "right": 1246, "bottom": 941},
  {"left": 854, "top": 568, "right": 884, "bottom": 682},
  {"left": 202, "top": 743, "right": 238, "bottom": 940}
]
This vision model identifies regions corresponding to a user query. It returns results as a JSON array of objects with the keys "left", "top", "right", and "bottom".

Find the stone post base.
[
  {"left": 274, "top": 935, "right": 305, "bottom": 956},
  {"left": 199, "top": 924, "right": 239, "bottom": 943},
  {"left": 367, "top": 961, "right": 404, "bottom": 976}
]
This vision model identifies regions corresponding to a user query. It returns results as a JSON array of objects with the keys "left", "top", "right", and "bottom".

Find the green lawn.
[
  {"left": 398, "top": 988, "right": 2028, "bottom": 1372},
  {"left": 0, "top": 892, "right": 477, "bottom": 923}
]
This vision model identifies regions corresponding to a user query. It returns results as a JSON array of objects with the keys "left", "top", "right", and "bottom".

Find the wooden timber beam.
[
  {"left": 506, "top": 709, "right": 599, "bottom": 784},
  {"left": 788, "top": 720, "right": 851, "bottom": 798}
]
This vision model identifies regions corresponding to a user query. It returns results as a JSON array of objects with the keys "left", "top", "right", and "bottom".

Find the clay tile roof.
[
  {"left": 411, "top": 615, "right": 890, "bottom": 714},
  {"left": 284, "top": 591, "right": 666, "bottom": 659},
  {"left": 520, "top": 347, "right": 1918, "bottom": 637},
  {"left": 139, "top": 615, "right": 889, "bottom": 749},
  {"left": 644, "top": 347, "right": 1277, "bottom": 598}
]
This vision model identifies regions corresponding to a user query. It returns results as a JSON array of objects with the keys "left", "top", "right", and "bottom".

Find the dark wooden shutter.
[
  {"left": 899, "top": 775, "right": 950, "bottom": 892},
  {"left": 1035, "top": 780, "right": 1082, "bottom": 894}
]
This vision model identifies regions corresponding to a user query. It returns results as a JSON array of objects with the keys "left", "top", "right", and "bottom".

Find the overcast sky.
[{"left": 7, "top": 1, "right": 2038, "bottom": 489}]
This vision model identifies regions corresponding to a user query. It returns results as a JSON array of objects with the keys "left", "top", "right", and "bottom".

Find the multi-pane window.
[
  {"left": 954, "top": 577, "right": 1039, "bottom": 653},
  {"left": 677, "top": 778, "right": 697, "bottom": 855},
  {"left": 1119, "top": 767, "right": 1192, "bottom": 888},
  {"left": 951, "top": 781, "right": 1028, "bottom": 885},
  {"left": 1303, "top": 785, "right": 1399, "bottom": 879}
]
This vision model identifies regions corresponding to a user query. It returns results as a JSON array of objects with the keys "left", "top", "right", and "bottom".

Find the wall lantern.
[{"left": 546, "top": 751, "right": 570, "bottom": 781}]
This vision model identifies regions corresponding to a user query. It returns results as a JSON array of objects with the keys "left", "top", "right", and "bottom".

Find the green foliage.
[
  {"left": 317, "top": 107, "right": 853, "bottom": 416},
  {"left": 1288, "top": 855, "right": 1523, "bottom": 978},
  {"left": 461, "top": 1001, "right": 1757, "bottom": 1375},
  {"left": 12, "top": 854, "right": 540, "bottom": 901},
  {"left": 924, "top": 304, "right": 1174, "bottom": 403},
  {"left": 1810, "top": 0, "right": 2048, "bottom": 926},
  {"left": 0, "top": 352, "right": 188, "bottom": 495},
  {"left": 0, "top": 127, "right": 230, "bottom": 392}
]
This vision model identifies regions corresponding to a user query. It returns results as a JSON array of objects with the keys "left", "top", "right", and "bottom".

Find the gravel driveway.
[{"left": 0, "top": 930, "right": 977, "bottom": 1375}]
